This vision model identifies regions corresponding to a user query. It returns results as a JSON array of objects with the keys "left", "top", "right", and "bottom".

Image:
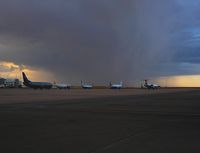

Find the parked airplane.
[
  {"left": 22, "top": 72, "right": 53, "bottom": 89},
  {"left": 54, "top": 81, "right": 71, "bottom": 89},
  {"left": 109, "top": 81, "right": 123, "bottom": 89},
  {"left": 81, "top": 80, "right": 93, "bottom": 89},
  {"left": 143, "top": 80, "right": 160, "bottom": 89}
]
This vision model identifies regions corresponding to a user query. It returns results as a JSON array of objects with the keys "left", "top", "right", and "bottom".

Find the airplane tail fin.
[
  {"left": 53, "top": 81, "right": 56, "bottom": 85},
  {"left": 120, "top": 81, "right": 123, "bottom": 86},
  {"left": 22, "top": 72, "right": 30, "bottom": 83},
  {"left": 144, "top": 80, "right": 148, "bottom": 85}
]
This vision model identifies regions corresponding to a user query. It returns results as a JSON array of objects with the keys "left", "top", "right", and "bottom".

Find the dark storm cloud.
[{"left": 0, "top": 0, "right": 199, "bottom": 84}]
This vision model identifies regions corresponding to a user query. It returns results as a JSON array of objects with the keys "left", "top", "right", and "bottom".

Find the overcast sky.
[{"left": 0, "top": 0, "right": 200, "bottom": 85}]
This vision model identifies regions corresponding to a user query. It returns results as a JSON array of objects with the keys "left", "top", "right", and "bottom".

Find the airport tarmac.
[
  {"left": 0, "top": 88, "right": 200, "bottom": 153},
  {"left": 0, "top": 88, "right": 195, "bottom": 104}
]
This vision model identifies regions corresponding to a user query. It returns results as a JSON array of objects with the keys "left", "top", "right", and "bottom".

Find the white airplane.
[
  {"left": 54, "top": 81, "right": 71, "bottom": 89},
  {"left": 143, "top": 80, "right": 160, "bottom": 89},
  {"left": 81, "top": 80, "right": 93, "bottom": 89},
  {"left": 109, "top": 81, "right": 123, "bottom": 89}
]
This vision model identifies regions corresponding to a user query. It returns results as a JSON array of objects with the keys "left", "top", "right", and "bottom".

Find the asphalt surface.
[{"left": 0, "top": 89, "right": 200, "bottom": 153}]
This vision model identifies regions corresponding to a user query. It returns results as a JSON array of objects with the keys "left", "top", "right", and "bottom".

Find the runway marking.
[{"left": 89, "top": 128, "right": 151, "bottom": 153}]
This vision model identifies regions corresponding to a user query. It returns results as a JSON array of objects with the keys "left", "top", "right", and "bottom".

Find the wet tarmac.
[{"left": 0, "top": 89, "right": 200, "bottom": 153}]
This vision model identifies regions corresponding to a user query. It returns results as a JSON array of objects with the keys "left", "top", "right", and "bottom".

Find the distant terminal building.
[
  {"left": 4, "top": 79, "right": 22, "bottom": 88},
  {"left": 0, "top": 78, "right": 6, "bottom": 88}
]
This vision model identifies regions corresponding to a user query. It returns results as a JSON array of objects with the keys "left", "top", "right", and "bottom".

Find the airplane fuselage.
[
  {"left": 81, "top": 81, "right": 93, "bottom": 89},
  {"left": 24, "top": 81, "right": 52, "bottom": 89},
  {"left": 110, "top": 82, "right": 123, "bottom": 89},
  {"left": 82, "top": 85, "right": 93, "bottom": 89},
  {"left": 143, "top": 80, "right": 160, "bottom": 89},
  {"left": 55, "top": 84, "right": 71, "bottom": 89},
  {"left": 144, "top": 84, "right": 160, "bottom": 89},
  {"left": 22, "top": 72, "right": 52, "bottom": 89},
  {"left": 110, "top": 85, "right": 122, "bottom": 89}
]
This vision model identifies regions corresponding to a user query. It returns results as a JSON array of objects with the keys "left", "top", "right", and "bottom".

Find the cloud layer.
[{"left": 0, "top": 0, "right": 200, "bottom": 84}]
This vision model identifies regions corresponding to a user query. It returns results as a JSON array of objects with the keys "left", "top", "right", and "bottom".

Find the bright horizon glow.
[
  {"left": 0, "top": 61, "right": 54, "bottom": 82},
  {"left": 1, "top": 61, "right": 200, "bottom": 87},
  {"left": 157, "top": 75, "right": 200, "bottom": 87}
]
